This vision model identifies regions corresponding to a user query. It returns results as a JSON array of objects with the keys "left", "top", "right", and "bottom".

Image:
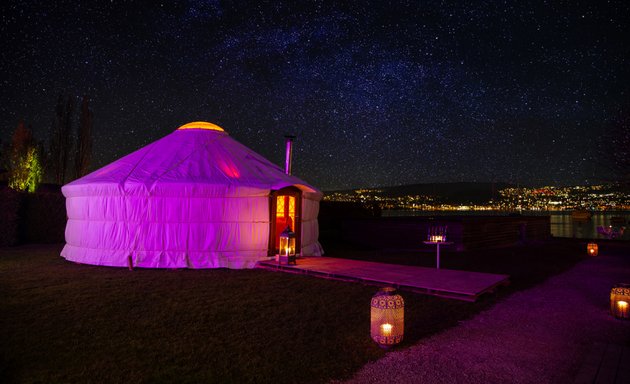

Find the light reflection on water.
[
  {"left": 382, "top": 210, "right": 630, "bottom": 240},
  {"left": 548, "top": 212, "right": 629, "bottom": 240}
]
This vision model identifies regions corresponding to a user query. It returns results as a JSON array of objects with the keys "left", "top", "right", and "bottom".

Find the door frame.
[{"left": 268, "top": 186, "right": 302, "bottom": 256}]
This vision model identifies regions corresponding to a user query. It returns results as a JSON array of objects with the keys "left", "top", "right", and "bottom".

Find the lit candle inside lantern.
[
  {"left": 618, "top": 300, "right": 629, "bottom": 317},
  {"left": 589, "top": 248, "right": 594, "bottom": 254},
  {"left": 285, "top": 246, "right": 289, "bottom": 256},
  {"left": 380, "top": 323, "right": 393, "bottom": 337}
]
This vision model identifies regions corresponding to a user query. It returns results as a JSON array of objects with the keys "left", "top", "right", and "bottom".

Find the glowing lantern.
[
  {"left": 427, "top": 225, "right": 447, "bottom": 243},
  {"left": 610, "top": 284, "right": 630, "bottom": 320},
  {"left": 371, "top": 287, "right": 404, "bottom": 348},
  {"left": 277, "top": 226, "right": 296, "bottom": 265},
  {"left": 587, "top": 243, "right": 598, "bottom": 256}
]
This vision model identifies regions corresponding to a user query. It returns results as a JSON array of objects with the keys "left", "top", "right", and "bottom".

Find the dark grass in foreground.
[{"left": 0, "top": 240, "right": 594, "bottom": 383}]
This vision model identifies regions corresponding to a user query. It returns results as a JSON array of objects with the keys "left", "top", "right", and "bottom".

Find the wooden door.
[{"left": 269, "top": 187, "right": 302, "bottom": 255}]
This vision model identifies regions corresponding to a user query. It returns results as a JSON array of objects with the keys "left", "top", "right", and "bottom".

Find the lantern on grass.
[
  {"left": 371, "top": 287, "right": 404, "bottom": 348},
  {"left": 610, "top": 283, "right": 630, "bottom": 320},
  {"left": 587, "top": 243, "right": 598, "bottom": 256},
  {"left": 278, "top": 226, "right": 297, "bottom": 264}
]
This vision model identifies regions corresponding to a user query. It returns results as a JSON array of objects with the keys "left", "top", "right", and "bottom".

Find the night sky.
[{"left": 1, "top": 1, "right": 628, "bottom": 190}]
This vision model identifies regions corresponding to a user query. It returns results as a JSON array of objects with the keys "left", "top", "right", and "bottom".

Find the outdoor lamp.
[
  {"left": 587, "top": 243, "right": 598, "bottom": 256},
  {"left": 371, "top": 287, "right": 404, "bottom": 349},
  {"left": 425, "top": 225, "right": 452, "bottom": 269},
  {"left": 278, "top": 226, "right": 296, "bottom": 265},
  {"left": 610, "top": 283, "right": 630, "bottom": 320},
  {"left": 427, "top": 225, "right": 447, "bottom": 242}
]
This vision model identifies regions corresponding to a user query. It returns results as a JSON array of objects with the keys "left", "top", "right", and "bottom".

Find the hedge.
[{"left": 0, "top": 186, "right": 67, "bottom": 246}]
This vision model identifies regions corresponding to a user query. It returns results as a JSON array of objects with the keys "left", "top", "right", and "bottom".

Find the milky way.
[{"left": 1, "top": 1, "right": 628, "bottom": 190}]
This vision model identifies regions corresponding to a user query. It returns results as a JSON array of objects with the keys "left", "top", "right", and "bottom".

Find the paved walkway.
[
  {"left": 257, "top": 257, "right": 509, "bottom": 301},
  {"left": 337, "top": 251, "right": 630, "bottom": 384}
]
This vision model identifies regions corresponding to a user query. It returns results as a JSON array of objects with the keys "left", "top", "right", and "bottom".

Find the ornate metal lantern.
[
  {"left": 587, "top": 243, "right": 598, "bottom": 256},
  {"left": 278, "top": 226, "right": 296, "bottom": 264},
  {"left": 610, "top": 283, "right": 630, "bottom": 320},
  {"left": 370, "top": 287, "right": 404, "bottom": 348}
]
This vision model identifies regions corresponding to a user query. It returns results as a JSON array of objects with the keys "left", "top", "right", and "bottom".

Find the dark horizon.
[{"left": 2, "top": 1, "right": 628, "bottom": 190}]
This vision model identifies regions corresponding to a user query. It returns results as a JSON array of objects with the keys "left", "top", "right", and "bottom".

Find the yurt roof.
[{"left": 63, "top": 122, "right": 320, "bottom": 198}]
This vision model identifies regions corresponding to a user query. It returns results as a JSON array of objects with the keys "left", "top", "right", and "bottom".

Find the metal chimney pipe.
[{"left": 284, "top": 135, "right": 296, "bottom": 175}]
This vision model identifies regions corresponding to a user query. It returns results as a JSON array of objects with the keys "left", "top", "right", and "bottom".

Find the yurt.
[{"left": 61, "top": 121, "right": 323, "bottom": 269}]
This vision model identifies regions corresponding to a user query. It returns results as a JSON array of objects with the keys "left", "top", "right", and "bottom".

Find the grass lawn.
[{"left": 0, "top": 240, "right": 590, "bottom": 383}]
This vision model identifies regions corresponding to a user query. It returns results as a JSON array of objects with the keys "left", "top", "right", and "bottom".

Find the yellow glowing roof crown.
[{"left": 177, "top": 121, "right": 225, "bottom": 132}]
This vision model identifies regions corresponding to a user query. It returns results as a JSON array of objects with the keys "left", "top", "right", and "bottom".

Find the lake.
[{"left": 382, "top": 210, "right": 630, "bottom": 240}]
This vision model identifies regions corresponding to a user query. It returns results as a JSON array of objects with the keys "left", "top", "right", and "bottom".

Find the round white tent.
[{"left": 61, "top": 121, "right": 323, "bottom": 269}]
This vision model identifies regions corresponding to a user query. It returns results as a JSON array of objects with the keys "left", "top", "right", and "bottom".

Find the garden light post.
[{"left": 424, "top": 225, "right": 453, "bottom": 269}]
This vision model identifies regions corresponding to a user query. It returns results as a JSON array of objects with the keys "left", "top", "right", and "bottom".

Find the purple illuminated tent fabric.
[{"left": 61, "top": 122, "right": 323, "bottom": 269}]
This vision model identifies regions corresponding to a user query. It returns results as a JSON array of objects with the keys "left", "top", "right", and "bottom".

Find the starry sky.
[{"left": 1, "top": 0, "right": 628, "bottom": 190}]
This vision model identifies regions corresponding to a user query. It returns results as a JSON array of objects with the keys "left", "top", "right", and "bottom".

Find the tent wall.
[
  {"left": 301, "top": 194, "right": 323, "bottom": 256},
  {"left": 62, "top": 188, "right": 323, "bottom": 268},
  {"left": 62, "top": 193, "right": 272, "bottom": 269}
]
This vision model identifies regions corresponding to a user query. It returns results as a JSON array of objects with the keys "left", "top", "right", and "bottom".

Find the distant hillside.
[{"left": 327, "top": 182, "right": 514, "bottom": 204}]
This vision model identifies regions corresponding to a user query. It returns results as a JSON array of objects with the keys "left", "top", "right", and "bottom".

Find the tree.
[
  {"left": 8, "top": 121, "right": 43, "bottom": 192},
  {"left": 74, "top": 96, "right": 93, "bottom": 178},
  {"left": 49, "top": 95, "right": 74, "bottom": 185}
]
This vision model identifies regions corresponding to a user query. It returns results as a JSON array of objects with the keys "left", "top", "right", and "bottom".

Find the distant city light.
[{"left": 324, "top": 184, "right": 630, "bottom": 212}]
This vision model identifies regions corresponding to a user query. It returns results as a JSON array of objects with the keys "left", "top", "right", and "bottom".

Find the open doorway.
[{"left": 269, "top": 187, "right": 302, "bottom": 256}]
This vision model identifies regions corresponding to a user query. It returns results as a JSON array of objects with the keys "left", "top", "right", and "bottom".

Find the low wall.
[
  {"left": 0, "top": 187, "right": 22, "bottom": 246},
  {"left": 332, "top": 215, "right": 550, "bottom": 251},
  {"left": 0, "top": 186, "right": 66, "bottom": 246},
  {"left": 461, "top": 216, "right": 550, "bottom": 250}
]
